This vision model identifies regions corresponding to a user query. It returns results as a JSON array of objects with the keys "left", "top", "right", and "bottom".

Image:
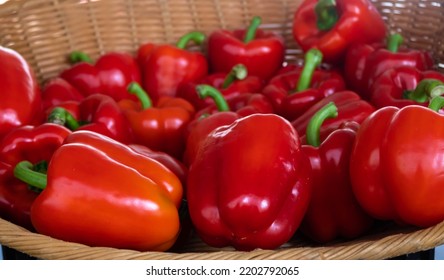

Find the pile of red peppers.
[{"left": 1, "top": 0, "right": 444, "bottom": 252}]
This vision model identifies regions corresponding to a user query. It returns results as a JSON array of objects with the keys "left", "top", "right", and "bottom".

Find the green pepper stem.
[
  {"left": 196, "top": 85, "right": 230, "bottom": 112},
  {"left": 48, "top": 107, "right": 81, "bottom": 130},
  {"left": 405, "top": 79, "right": 444, "bottom": 103},
  {"left": 387, "top": 33, "right": 404, "bottom": 53},
  {"left": 222, "top": 64, "right": 248, "bottom": 89},
  {"left": 315, "top": 0, "right": 339, "bottom": 31},
  {"left": 244, "top": 16, "right": 262, "bottom": 43},
  {"left": 176, "top": 31, "right": 206, "bottom": 49},
  {"left": 127, "top": 82, "right": 153, "bottom": 109},
  {"left": 296, "top": 48, "right": 323, "bottom": 92},
  {"left": 306, "top": 102, "right": 338, "bottom": 147},
  {"left": 69, "top": 51, "right": 94, "bottom": 64},
  {"left": 13, "top": 161, "right": 47, "bottom": 190},
  {"left": 428, "top": 96, "right": 444, "bottom": 112}
]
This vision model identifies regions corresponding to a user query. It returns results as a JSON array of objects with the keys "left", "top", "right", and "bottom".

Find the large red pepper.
[
  {"left": 0, "top": 124, "right": 71, "bottom": 230},
  {"left": 177, "top": 64, "right": 264, "bottom": 110},
  {"left": 14, "top": 130, "right": 183, "bottom": 251},
  {"left": 349, "top": 97, "right": 444, "bottom": 228},
  {"left": 119, "top": 82, "right": 195, "bottom": 159},
  {"left": 47, "top": 93, "right": 132, "bottom": 144},
  {"left": 140, "top": 32, "right": 208, "bottom": 103},
  {"left": 0, "top": 46, "right": 42, "bottom": 139},
  {"left": 41, "top": 77, "right": 84, "bottom": 111},
  {"left": 60, "top": 51, "right": 141, "bottom": 102},
  {"left": 291, "top": 90, "right": 375, "bottom": 138},
  {"left": 369, "top": 66, "right": 444, "bottom": 109},
  {"left": 300, "top": 103, "right": 373, "bottom": 243},
  {"left": 262, "top": 48, "right": 346, "bottom": 121},
  {"left": 187, "top": 113, "right": 312, "bottom": 250},
  {"left": 207, "top": 16, "right": 285, "bottom": 82},
  {"left": 292, "top": 0, "right": 386, "bottom": 64},
  {"left": 344, "top": 34, "right": 434, "bottom": 100}
]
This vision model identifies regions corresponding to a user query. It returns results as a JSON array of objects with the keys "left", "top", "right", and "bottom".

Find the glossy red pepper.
[
  {"left": 140, "top": 32, "right": 208, "bottom": 103},
  {"left": 47, "top": 93, "right": 133, "bottom": 144},
  {"left": 0, "top": 46, "right": 43, "bottom": 139},
  {"left": 119, "top": 82, "right": 195, "bottom": 160},
  {"left": 300, "top": 103, "right": 373, "bottom": 243},
  {"left": 291, "top": 91, "right": 375, "bottom": 138},
  {"left": 187, "top": 113, "right": 312, "bottom": 250},
  {"left": 14, "top": 130, "right": 183, "bottom": 251},
  {"left": 262, "top": 48, "right": 346, "bottom": 121},
  {"left": 60, "top": 51, "right": 141, "bottom": 102},
  {"left": 207, "top": 16, "right": 285, "bottom": 82},
  {"left": 369, "top": 66, "right": 444, "bottom": 109},
  {"left": 0, "top": 124, "right": 71, "bottom": 230},
  {"left": 292, "top": 0, "right": 386, "bottom": 64},
  {"left": 177, "top": 64, "right": 264, "bottom": 110},
  {"left": 344, "top": 34, "right": 434, "bottom": 100},
  {"left": 350, "top": 97, "right": 444, "bottom": 228},
  {"left": 41, "top": 77, "right": 84, "bottom": 111}
]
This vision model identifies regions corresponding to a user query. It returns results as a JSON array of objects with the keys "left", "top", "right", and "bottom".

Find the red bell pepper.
[
  {"left": 41, "top": 77, "right": 85, "bottom": 111},
  {"left": 369, "top": 66, "right": 444, "bottom": 109},
  {"left": 0, "top": 46, "right": 43, "bottom": 139},
  {"left": 207, "top": 16, "right": 285, "bottom": 82},
  {"left": 291, "top": 90, "right": 375, "bottom": 138},
  {"left": 119, "top": 82, "right": 195, "bottom": 159},
  {"left": 140, "top": 31, "right": 208, "bottom": 103},
  {"left": 350, "top": 96, "right": 444, "bottom": 228},
  {"left": 344, "top": 34, "right": 434, "bottom": 100},
  {"left": 14, "top": 130, "right": 183, "bottom": 251},
  {"left": 60, "top": 51, "right": 141, "bottom": 102},
  {"left": 47, "top": 93, "right": 133, "bottom": 144},
  {"left": 300, "top": 103, "right": 373, "bottom": 243},
  {"left": 262, "top": 48, "right": 346, "bottom": 121},
  {"left": 292, "top": 0, "right": 386, "bottom": 64},
  {"left": 177, "top": 64, "right": 264, "bottom": 110},
  {"left": 187, "top": 113, "right": 312, "bottom": 250},
  {"left": 0, "top": 123, "right": 71, "bottom": 230}
]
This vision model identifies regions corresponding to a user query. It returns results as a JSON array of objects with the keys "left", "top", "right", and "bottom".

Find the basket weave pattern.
[{"left": 1, "top": 0, "right": 444, "bottom": 260}]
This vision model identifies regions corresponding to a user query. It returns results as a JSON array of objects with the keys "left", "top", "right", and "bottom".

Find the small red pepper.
[
  {"left": 119, "top": 82, "right": 195, "bottom": 160},
  {"left": 177, "top": 64, "right": 264, "bottom": 110},
  {"left": 369, "top": 66, "right": 444, "bottom": 109},
  {"left": 0, "top": 46, "right": 43, "bottom": 139},
  {"left": 207, "top": 16, "right": 285, "bottom": 82},
  {"left": 60, "top": 51, "right": 142, "bottom": 102},
  {"left": 262, "top": 48, "right": 346, "bottom": 121},
  {"left": 0, "top": 123, "right": 71, "bottom": 230},
  {"left": 292, "top": 0, "right": 386, "bottom": 64},
  {"left": 41, "top": 77, "right": 84, "bottom": 111},
  {"left": 300, "top": 103, "right": 374, "bottom": 243},
  {"left": 47, "top": 93, "right": 133, "bottom": 144},
  {"left": 344, "top": 34, "right": 434, "bottom": 100},
  {"left": 14, "top": 130, "right": 183, "bottom": 251},
  {"left": 140, "top": 32, "right": 208, "bottom": 103},
  {"left": 291, "top": 91, "right": 375, "bottom": 138},
  {"left": 187, "top": 113, "right": 312, "bottom": 250},
  {"left": 350, "top": 96, "right": 444, "bottom": 228}
]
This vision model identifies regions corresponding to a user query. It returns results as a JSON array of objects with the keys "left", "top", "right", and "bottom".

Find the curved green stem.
[
  {"left": 244, "top": 16, "right": 262, "bottom": 43},
  {"left": 315, "top": 0, "right": 339, "bottom": 31},
  {"left": 176, "top": 31, "right": 206, "bottom": 49},
  {"left": 48, "top": 107, "right": 80, "bottom": 130},
  {"left": 13, "top": 161, "right": 47, "bottom": 190},
  {"left": 222, "top": 64, "right": 248, "bottom": 89},
  {"left": 306, "top": 102, "right": 338, "bottom": 147},
  {"left": 196, "top": 85, "right": 230, "bottom": 112},
  {"left": 405, "top": 79, "right": 444, "bottom": 103},
  {"left": 387, "top": 33, "right": 404, "bottom": 53},
  {"left": 295, "top": 48, "right": 323, "bottom": 92},
  {"left": 428, "top": 96, "right": 444, "bottom": 112},
  {"left": 69, "top": 51, "right": 93, "bottom": 64},
  {"left": 127, "top": 82, "right": 152, "bottom": 109}
]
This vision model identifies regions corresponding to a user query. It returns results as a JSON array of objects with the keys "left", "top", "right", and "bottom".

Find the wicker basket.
[{"left": 1, "top": 0, "right": 444, "bottom": 260}]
